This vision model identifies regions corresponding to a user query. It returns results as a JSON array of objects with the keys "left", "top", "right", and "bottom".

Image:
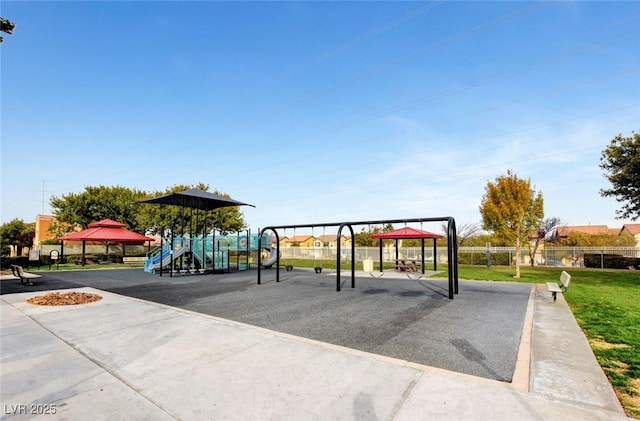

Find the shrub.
[
  {"left": 584, "top": 253, "right": 639, "bottom": 269},
  {"left": 0, "top": 256, "right": 43, "bottom": 269},
  {"left": 457, "top": 252, "right": 510, "bottom": 266}
]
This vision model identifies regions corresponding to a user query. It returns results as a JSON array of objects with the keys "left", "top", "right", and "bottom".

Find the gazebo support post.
[
  {"left": 421, "top": 238, "right": 425, "bottom": 274},
  {"left": 395, "top": 239, "right": 399, "bottom": 265},
  {"left": 81, "top": 241, "right": 86, "bottom": 266},
  {"left": 378, "top": 238, "right": 383, "bottom": 273}
]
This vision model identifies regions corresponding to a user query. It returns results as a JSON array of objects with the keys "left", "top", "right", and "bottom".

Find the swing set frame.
[{"left": 257, "top": 216, "right": 459, "bottom": 299}]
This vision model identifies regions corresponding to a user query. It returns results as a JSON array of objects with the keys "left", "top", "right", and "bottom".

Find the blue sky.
[{"left": 2, "top": 1, "right": 639, "bottom": 233}]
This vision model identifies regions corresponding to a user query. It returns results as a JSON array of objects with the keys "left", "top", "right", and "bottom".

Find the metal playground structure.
[
  {"left": 144, "top": 231, "right": 277, "bottom": 275},
  {"left": 257, "top": 217, "right": 459, "bottom": 299}
]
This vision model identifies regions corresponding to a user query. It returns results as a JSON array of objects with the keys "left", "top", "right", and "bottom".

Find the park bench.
[
  {"left": 122, "top": 256, "right": 146, "bottom": 264},
  {"left": 10, "top": 264, "right": 42, "bottom": 286},
  {"left": 546, "top": 271, "right": 571, "bottom": 302}
]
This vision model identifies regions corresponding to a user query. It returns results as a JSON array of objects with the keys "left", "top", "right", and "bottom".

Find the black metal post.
[
  {"left": 202, "top": 206, "right": 208, "bottom": 272},
  {"left": 258, "top": 227, "right": 280, "bottom": 284},
  {"left": 433, "top": 238, "right": 437, "bottom": 271},
  {"left": 421, "top": 238, "right": 425, "bottom": 274},
  {"left": 159, "top": 237, "right": 164, "bottom": 276},
  {"left": 336, "top": 223, "right": 355, "bottom": 291},
  {"left": 170, "top": 231, "right": 174, "bottom": 278}
]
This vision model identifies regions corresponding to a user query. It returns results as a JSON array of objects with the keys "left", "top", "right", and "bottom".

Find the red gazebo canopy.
[
  {"left": 58, "top": 219, "right": 154, "bottom": 243},
  {"left": 372, "top": 227, "right": 443, "bottom": 239}
]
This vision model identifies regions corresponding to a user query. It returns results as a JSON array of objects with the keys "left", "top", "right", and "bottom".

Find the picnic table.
[{"left": 394, "top": 258, "right": 421, "bottom": 272}]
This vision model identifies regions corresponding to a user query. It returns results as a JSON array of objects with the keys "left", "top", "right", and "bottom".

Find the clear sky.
[{"left": 2, "top": 1, "right": 639, "bottom": 233}]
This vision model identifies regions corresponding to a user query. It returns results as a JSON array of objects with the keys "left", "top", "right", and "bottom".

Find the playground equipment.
[
  {"left": 138, "top": 189, "right": 259, "bottom": 276},
  {"left": 144, "top": 232, "right": 274, "bottom": 275},
  {"left": 258, "top": 217, "right": 459, "bottom": 299}
]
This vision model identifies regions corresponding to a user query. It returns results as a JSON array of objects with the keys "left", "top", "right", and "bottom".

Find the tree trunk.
[
  {"left": 530, "top": 239, "right": 539, "bottom": 267},
  {"left": 514, "top": 237, "right": 521, "bottom": 278}
]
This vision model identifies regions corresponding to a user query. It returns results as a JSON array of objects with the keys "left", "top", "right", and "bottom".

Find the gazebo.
[
  {"left": 57, "top": 219, "right": 155, "bottom": 265},
  {"left": 372, "top": 227, "right": 443, "bottom": 274}
]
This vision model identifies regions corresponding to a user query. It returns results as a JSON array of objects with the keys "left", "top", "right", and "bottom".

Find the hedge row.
[
  {"left": 1, "top": 253, "right": 148, "bottom": 269},
  {"left": 584, "top": 254, "right": 640, "bottom": 270}
]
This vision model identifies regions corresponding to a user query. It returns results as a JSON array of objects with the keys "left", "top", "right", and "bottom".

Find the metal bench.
[
  {"left": 122, "top": 256, "right": 146, "bottom": 264},
  {"left": 10, "top": 264, "right": 42, "bottom": 286},
  {"left": 546, "top": 271, "right": 571, "bottom": 302}
]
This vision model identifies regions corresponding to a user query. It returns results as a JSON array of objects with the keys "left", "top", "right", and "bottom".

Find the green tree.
[
  {"left": 354, "top": 224, "right": 394, "bottom": 246},
  {"left": 600, "top": 131, "right": 640, "bottom": 221},
  {"left": 0, "top": 17, "right": 16, "bottom": 43},
  {"left": 50, "top": 185, "right": 148, "bottom": 231},
  {"left": 50, "top": 183, "right": 248, "bottom": 236},
  {"left": 136, "top": 183, "right": 248, "bottom": 236},
  {"left": 47, "top": 220, "right": 76, "bottom": 239},
  {"left": 479, "top": 170, "right": 544, "bottom": 278},
  {"left": 0, "top": 219, "right": 35, "bottom": 256}
]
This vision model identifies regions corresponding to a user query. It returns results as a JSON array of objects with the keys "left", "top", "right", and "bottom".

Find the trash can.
[{"left": 363, "top": 259, "right": 373, "bottom": 272}]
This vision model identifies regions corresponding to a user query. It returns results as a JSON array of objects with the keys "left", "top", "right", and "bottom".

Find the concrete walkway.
[{"left": 1, "top": 283, "right": 628, "bottom": 420}]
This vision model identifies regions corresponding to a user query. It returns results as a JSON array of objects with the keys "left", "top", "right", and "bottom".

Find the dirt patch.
[
  {"left": 589, "top": 336, "right": 631, "bottom": 350},
  {"left": 27, "top": 291, "right": 103, "bottom": 306},
  {"left": 627, "top": 379, "right": 640, "bottom": 411},
  {"left": 618, "top": 378, "right": 640, "bottom": 418},
  {"left": 605, "top": 360, "right": 630, "bottom": 377}
]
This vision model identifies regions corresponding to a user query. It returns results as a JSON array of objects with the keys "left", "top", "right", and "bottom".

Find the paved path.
[
  {"left": 2, "top": 269, "right": 531, "bottom": 382},
  {"left": 0, "top": 271, "right": 628, "bottom": 420}
]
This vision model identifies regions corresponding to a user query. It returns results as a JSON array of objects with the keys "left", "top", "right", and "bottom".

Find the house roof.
[
  {"left": 622, "top": 224, "right": 640, "bottom": 235},
  {"left": 318, "top": 235, "right": 347, "bottom": 243},
  {"left": 555, "top": 225, "right": 613, "bottom": 237},
  {"left": 58, "top": 219, "right": 154, "bottom": 243},
  {"left": 372, "top": 227, "right": 443, "bottom": 239}
]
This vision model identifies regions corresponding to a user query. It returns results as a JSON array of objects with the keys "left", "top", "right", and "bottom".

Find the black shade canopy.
[{"left": 139, "top": 189, "right": 255, "bottom": 211}]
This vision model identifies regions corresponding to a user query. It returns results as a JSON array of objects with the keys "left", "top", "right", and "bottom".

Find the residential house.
[
  {"left": 280, "top": 235, "right": 316, "bottom": 248},
  {"left": 553, "top": 225, "right": 616, "bottom": 240},
  {"left": 277, "top": 234, "right": 352, "bottom": 251},
  {"left": 621, "top": 224, "right": 640, "bottom": 250},
  {"left": 317, "top": 234, "right": 351, "bottom": 249}
]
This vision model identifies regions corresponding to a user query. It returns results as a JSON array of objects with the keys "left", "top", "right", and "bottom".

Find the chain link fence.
[
  {"left": 32, "top": 243, "right": 639, "bottom": 269},
  {"left": 278, "top": 246, "right": 639, "bottom": 269}
]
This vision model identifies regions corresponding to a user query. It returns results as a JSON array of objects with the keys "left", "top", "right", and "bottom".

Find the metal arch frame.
[
  {"left": 257, "top": 227, "right": 281, "bottom": 283},
  {"left": 336, "top": 223, "right": 356, "bottom": 291},
  {"left": 257, "top": 216, "right": 459, "bottom": 299}
]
